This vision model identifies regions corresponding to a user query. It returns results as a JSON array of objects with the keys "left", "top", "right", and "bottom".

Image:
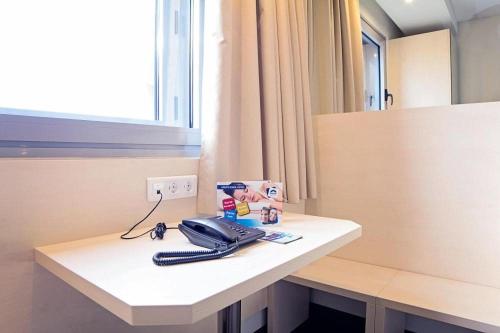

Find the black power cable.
[
  {"left": 120, "top": 192, "right": 240, "bottom": 265},
  {"left": 120, "top": 191, "right": 177, "bottom": 240}
]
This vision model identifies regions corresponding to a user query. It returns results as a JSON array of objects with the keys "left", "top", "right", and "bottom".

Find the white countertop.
[{"left": 34, "top": 213, "right": 361, "bottom": 326}]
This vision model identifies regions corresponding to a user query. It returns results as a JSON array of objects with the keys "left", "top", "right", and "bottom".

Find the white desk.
[{"left": 35, "top": 213, "right": 360, "bottom": 331}]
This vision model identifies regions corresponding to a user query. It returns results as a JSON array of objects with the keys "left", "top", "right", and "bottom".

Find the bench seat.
[
  {"left": 379, "top": 270, "right": 500, "bottom": 332},
  {"left": 285, "top": 256, "right": 500, "bottom": 333},
  {"left": 286, "top": 256, "right": 398, "bottom": 298}
]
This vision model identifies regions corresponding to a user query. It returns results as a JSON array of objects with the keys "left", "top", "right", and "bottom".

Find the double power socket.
[{"left": 147, "top": 175, "right": 198, "bottom": 202}]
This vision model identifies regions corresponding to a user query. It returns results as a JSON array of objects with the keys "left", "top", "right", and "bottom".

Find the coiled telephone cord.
[{"left": 152, "top": 246, "right": 239, "bottom": 266}]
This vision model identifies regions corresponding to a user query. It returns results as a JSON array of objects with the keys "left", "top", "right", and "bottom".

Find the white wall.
[
  {"left": 0, "top": 157, "right": 218, "bottom": 333},
  {"left": 457, "top": 15, "right": 500, "bottom": 104}
]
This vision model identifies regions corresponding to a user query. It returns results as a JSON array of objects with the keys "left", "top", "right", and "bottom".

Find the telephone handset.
[
  {"left": 153, "top": 217, "right": 265, "bottom": 266},
  {"left": 180, "top": 217, "right": 265, "bottom": 249}
]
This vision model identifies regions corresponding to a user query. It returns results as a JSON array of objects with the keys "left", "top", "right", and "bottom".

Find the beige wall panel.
[
  {"left": 387, "top": 29, "right": 451, "bottom": 110},
  {"left": 0, "top": 157, "right": 220, "bottom": 333},
  {"left": 307, "top": 103, "right": 500, "bottom": 288}
]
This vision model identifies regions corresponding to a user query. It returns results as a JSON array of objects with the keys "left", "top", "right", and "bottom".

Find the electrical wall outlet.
[{"left": 147, "top": 175, "right": 197, "bottom": 201}]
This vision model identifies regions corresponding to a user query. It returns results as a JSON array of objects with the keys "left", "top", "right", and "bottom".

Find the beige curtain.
[
  {"left": 258, "top": 0, "right": 317, "bottom": 203},
  {"left": 198, "top": 0, "right": 317, "bottom": 213},
  {"left": 309, "top": 0, "right": 364, "bottom": 114},
  {"left": 197, "top": 0, "right": 263, "bottom": 214}
]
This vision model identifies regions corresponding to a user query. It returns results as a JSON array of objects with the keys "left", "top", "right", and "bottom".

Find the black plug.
[{"left": 152, "top": 222, "right": 168, "bottom": 240}]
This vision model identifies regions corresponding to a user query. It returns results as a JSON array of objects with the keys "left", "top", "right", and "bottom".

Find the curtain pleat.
[
  {"left": 258, "top": 0, "right": 317, "bottom": 203},
  {"left": 198, "top": 0, "right": 263, "bottom": 214},
  {"left": 288, "top": 0, "right": 308, "bottom": 200},
  {"left": 275, "top": 0, "right": 300, "bottom": 203},
  {"left": 258, "top": 0, "right": 285, "bottom": 188},
  {"left": 309, "top": 0, "right": 364, "bottom": 114},
  {"left": 297, "top": 0, "right": 318, "bottom": 199},
  {"left": 198, "top": 0, "right": 319, "bottom": 211},
  {"left": 348, "top": 0, "right": 365, "bottom": 113}
]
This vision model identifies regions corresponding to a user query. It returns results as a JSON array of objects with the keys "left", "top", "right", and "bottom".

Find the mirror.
[
  {"left": 311, "top": 0, "right": 500, "bottom": 112},
  {"left": 366, "top": 0, "right": 500, "bottom": 110}
]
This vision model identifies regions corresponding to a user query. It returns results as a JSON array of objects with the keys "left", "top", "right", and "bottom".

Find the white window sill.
[{"left": 0, "top": 110, "right": 200, "bottom": 158}]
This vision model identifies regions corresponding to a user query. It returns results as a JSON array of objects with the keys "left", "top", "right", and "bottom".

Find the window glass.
[
  {"left": 363, "top": 33, "right": 382, "bottom": 111},
  {"left": 0, "top": 0, "right": 157, "bottom": 121}
]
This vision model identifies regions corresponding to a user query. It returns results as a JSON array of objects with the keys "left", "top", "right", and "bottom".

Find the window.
[
  {"left": 361, "top": 20, "right": 386, "bottom": 112},
  {"left": 0, "top": 0, "right": 202, "bottom": 156}
]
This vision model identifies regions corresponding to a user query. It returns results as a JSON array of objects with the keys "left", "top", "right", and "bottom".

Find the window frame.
[
  {"left": 0, "top": 0, "right": 201, "bottom": 158},
  {"left": 362, "top": 32, "right": 382, "bottom": 110},
  {"left": 361, "top": 18, "right": 387, "bottom": 111},
  {"left": 0, "top": 111, "right": 200, "bottom": 157}
]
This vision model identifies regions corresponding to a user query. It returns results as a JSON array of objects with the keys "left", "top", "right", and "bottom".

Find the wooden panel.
[
  {"left": 307, "top": 102, "right": 500, "bottom": 288},
  {"left": 378, "top": 270, "right": 500, "bottom": 332},
  {"left": 241, "top": 287, "right": 268, "bottom": 321},
  {"left": 387, "top": 29, "right": 451, "bottom": 109},
  {"left": 375, "top": 305, "right": 406, "bottom": 333},
  {"left": 287, "top": 257, "right": 397, "bottom": 333},
  {"left": 268, "top": 280, "right": 309, "bottom": 333},
  {"left": 288, "top": 257, "right": 397, "bottom": 298},
  {"left": 310, "top": 290, "right": 366, "bottom": 318},
  {"left": 405, "top": 314, "right": 480, "bottom": 333}
]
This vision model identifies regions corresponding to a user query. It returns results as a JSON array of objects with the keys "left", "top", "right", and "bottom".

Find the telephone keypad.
[{"left": 228, "top": 224, "right": 249, "bottom": 235}]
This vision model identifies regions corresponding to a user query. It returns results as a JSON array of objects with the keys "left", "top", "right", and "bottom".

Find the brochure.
[
  {"left": 216, "top": 180, "right": 284, "bottom": 227},
  {"left": 261, "top": 231, "right": 302, "bottom": 244}
]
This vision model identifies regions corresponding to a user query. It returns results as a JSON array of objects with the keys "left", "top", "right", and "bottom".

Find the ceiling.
[{"left": 375, "top": 0, "right": 500, "bottom": 35}]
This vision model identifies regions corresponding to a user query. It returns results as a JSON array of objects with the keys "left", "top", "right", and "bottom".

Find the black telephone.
[
  {"left": 179, "top": 216, "right": 265, "bottom": 249},
  {"left": 153, "top": 217, "right": 265, "bottom": 266}
]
